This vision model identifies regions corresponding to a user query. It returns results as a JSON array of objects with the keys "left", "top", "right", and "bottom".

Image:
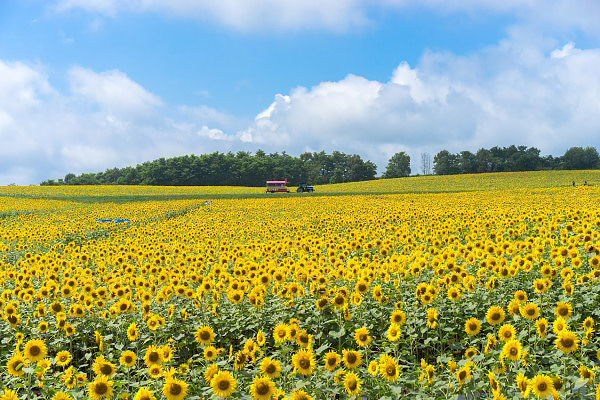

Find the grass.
[{"left": 0, "top": 169, "right": 598, "bottom": 203}]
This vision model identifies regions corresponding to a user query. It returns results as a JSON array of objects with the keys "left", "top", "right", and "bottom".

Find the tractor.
[{"left": 296, "top": 182, "right": 315, "bottom": 193}]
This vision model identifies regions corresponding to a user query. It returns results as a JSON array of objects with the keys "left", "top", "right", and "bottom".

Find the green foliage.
[
  {"left": 433, "top": 145, "right": 600, "bottom": 175},
  {"left": 383, "top": 152, "right": 411, "bottom": 178},
  {"left": 41, "top": 150, "right": 377, "bottom": 186}
]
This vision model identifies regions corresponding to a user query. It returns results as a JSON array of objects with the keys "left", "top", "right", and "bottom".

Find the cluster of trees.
[
  {"left": 433, "top": 146, "right": 599, "bottom": 175},
  {"left": 41, "top": 150, "right": 377, "bottom": 186}
]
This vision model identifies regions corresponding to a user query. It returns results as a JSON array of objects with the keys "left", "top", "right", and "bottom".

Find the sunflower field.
[{"left": 1, "top": 175, "right": 600, "bottom": 399}]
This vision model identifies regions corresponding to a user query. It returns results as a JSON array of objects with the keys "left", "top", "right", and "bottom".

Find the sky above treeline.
[{"left": 1, "top": 0, "right": 600, "bottom": 184}]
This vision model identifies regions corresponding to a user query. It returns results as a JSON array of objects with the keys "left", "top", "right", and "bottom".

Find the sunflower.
[
  {"left": 289, "top": 389, "right": 313, "bottom": 400},
  {"left": 120, "top": 351, "right": 137, "bottom": 367},
  {"left": 516, "top": 373, "right": 530, "bottom": 397},
  {"left": 501, "top": 339, "right": 522, "bottom": 361},
  {"left": 464, "top": 347, "right": 477, "bottom": 358},
  {"left": 24, "top": 339, "right": 47, "bottom": 362},
  {"left": 553, "top": 317, "right": 568, "bottom": 334},
  {"left": 507, "top": 299, "right": 521, "bottom": 316},
  {"left": 204, "top": 363, "right": 219, "bottom": 383},
  {"left": 256, "top": 331, "right": 266, "bottom": 347},
  {"left": 52, "top": 392, "right": 73, "bottom": 400},
  {"left": 296, "top": 330, "right": 312, "bottom": 348},
  {"left": 380, "top": 357, "right": 399, "bottom": 382},
  {"left": 7, "top": 353, "right": 28, "bottom": 377},
  {"left": 249, "top": 375, "right": 276, "bottom": 400},
  {"left": 464, "top": 318, "right": 481, "bottom": 336},
  {"left": 390, "top": 310, "right": 407, "bottom": 326},
  {"left": 354, "top": 326, "right": 371, "bottom": 347},
  {"left": 292, "top": 349, "right": 316, "bottom": 375},
  {"left": 234, "top": 351, "right": 248, "bottom": 371},
  {"left": 486, "top": 306, "right": 506, "bottom": 325},
  {"left": 127, "top": 322, "right": 139, "bottom": 341},
  {"left": 488, "top": 370, "right": 500, "bottom": 394},
  {"left": 161, "top": 346, "right": 173, "bottom": 362},
  {"left": 579, "top": 364, "right": 595, "bottom": 383},
  {"left": 555, "top": 330, "right": 579, "bottom": 353},
  {"left": 368, "top": 360, "right": 379, "bottom": 376},
  {"left": 163, "top": 378, "right": 189, "bottom": 400},
  {"left": 38, "top": 321, "right": 49, "bottom": 333},
  {"left": 92, "top": 355, "right": 117, "bottom": 377},
  {"left": 498, "top": 324, "right": 516, "bottom": 342},
  {"left": 323, "top": 351, "right": 340, "bottom": 371},
  {"left": 514, "top": 290, "right": 528, "bottom": 303},
  {"left": 195, "top": 325, "right": 215, "bottom": 345},
  {"left": 204, "top": 346, "right": 218, "bottom": 361},
  {"left": 535, "top": 318, "right": 548, "bottom": 338},
  {"left": 456, "top": 365, "right": 472, "bottom": 385},
  {"left": 88, "top": 375, "right": 113, "bottom": 400},
  {"left": 426, "top": 308, "right": 438, "bottom": 329},
  {"left": 520, "top": 302, "right": 540, "bottom": 320},
  {"left": 554, "top": 302, "right": 572, "bottom": 319},
  {"left": 530, "top": 374, "right": 555, "bottom": 398},
  {"left": 273, "top": 324, "right": 288, "bottom": 344},
  {"left": 133, "top": 387, "right": 156, "bottom": 400},
  {"left": 342, "top": 349, "right": 362, "bottom": 369},
  {"left": 260, "top": 357, "right": 281, "bottom": 378},
  {"left": 210, "top": 370, "right": 237, "bottom": 398},
  {"left": 55, "top": 350, "right": 72, "bottom": 366},
  {"left": 144, "top": 346, "right": 164, "bottom": 366},
  {"left": 583, "top": 317, "right": 595, "bottom": 330},
  {"left": 148, "top": 364, "right": 162, "bottom": 379},
  {"left": 387, "top": 324, "right": 402, "bottom": 341},
  {"left": 343, "top": 371, "right": 362, "bottom": 395},
  {"left": 2, "top": 390, "right": 19, "bottom": 400}
]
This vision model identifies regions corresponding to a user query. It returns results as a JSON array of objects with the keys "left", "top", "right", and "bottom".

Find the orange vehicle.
[{"left": 266, "top": 179, "right": 290, "bottom": 193}]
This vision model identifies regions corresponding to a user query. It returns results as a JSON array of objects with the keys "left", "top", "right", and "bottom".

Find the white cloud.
[
  {"left": 239, "top": 38, "right": 600, "bottom": 173},
  {"left": 53, "top": 0, "right": 600, "bottom": 34},
  {"left": 53, "top": 0, "right": 367, "bottom": 31},
  {"left": 2, "top": 31, "right": 600, "bottom": 184},
  {"left": 0, "top": 61, "right": 234, "bottom": 184},
  {"left": 197, "top": 126, "right": 232, "bottom": 141},
  {"left": 68, "top": 66, "right": 161, "bottom": 116}
]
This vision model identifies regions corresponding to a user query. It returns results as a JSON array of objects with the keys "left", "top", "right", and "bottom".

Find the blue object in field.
[{"left": 97, "top": 218, "right": 130, "bottom": 227}]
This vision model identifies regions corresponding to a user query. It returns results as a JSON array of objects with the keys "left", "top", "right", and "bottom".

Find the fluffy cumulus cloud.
[
  {"left": 53, "top": 0, "right": 600, "bottom": 34},
  {"left": 0, "top": 61, "right": 238, "bottom": 185},
  {"left": 240, "top": 33, "right": 600, "bottom": 172},
  {"left": 3, "top": 31, "right": 600, "bottom": 183}
]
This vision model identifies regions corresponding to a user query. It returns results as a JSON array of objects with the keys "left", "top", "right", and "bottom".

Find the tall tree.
[
  {"left": 383, "top": 152, "right": 411, "bottom": 178},
  {"left": 433, "top": 150, "right": 458, "bottom": 175}
]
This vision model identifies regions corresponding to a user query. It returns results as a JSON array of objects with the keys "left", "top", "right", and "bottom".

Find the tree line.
[
  {"left": 40, "top": 145, "right": 600, "bottom": 186},
  {"left": 432, "top": 146, "right": 599, "bottom": 175},
  {"left": 41, "top": 150, "right": 377, "bottom": 186}
]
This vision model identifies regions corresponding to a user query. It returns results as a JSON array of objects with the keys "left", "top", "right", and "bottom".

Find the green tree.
[
  {"left": 433, "top": 150, "right": 458, "bottom": 175},
  {"left": 562, "top": 146, "right": 599, "bottom": 170},
  {"left": 383, "top": 152, "right": 411, "bottom": 178}
]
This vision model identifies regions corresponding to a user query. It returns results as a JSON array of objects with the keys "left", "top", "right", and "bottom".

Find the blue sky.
[{"left": 1, "top": 0, "right": 599, "bottom": 184}]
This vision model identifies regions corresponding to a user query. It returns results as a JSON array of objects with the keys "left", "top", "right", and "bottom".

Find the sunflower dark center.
[
  {"left": 200, "top": 331, "right": 210, "bottom": 340},
  {"left": 95, "top": 382, "right": 108, "bottom": 394},
  {"left": 29, "top": 346, "right": 41, "bottom": 356},
  {"left": 256, "top": 382, "right": 269, "bottom": 395},
  {"left": 149, "top": 353, "right": 159, "bottom": 362},
  {"left": 218, "top": 380, "right": 230, "bottom": 390},
  {"left": 100, "top": 364, "right": 113, "bottom": 375},
  {"left": 562, "top": 338, "right": 574, "bottom": 347},
  {"left": 299, "top": 359, "right": 310, "bottom": 369},
  {"left": 169, "top": 383, "right": 182, "bottom": 395},
  {"left": 538, "top": 382, "right": 547, "bottom": 391}
]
